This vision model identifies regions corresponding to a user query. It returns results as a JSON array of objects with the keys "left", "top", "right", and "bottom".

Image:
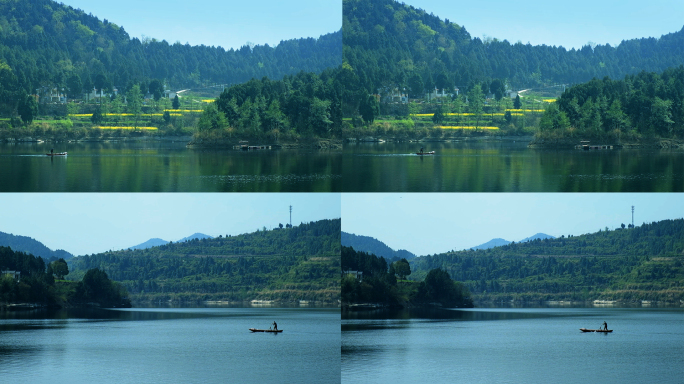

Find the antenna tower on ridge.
[
  {"left": 631, "top": 206, "right": 634, "bottom": 227},
  {"left": 289, "top": 205, "right": 292, "bottom": 227}
]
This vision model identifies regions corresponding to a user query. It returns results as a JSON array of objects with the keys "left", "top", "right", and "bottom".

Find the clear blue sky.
[
  {"left": 0, "top": 193, "right": 340, "bottom": 256},
  {"left": 403, "top": 0, "right": 684, "bottom": 49},
  {"left": 60, "top": 0, "right": 341, "bottom": 50},
  {"left": 342, "top": 193, "right": 684, "bottom": 256}
]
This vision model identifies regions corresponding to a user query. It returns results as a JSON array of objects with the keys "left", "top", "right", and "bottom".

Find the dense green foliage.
[
  {"left": 0, "top": 246, "right": 126, "bottom": 307},
  {"left": 0, "top": 0, "right": 341, "bottom": 98},
  {"left": 342, "top": 0, "right": 684, "bottom": 118},
  {"left": 50, "top": 258, "right": 69, "bottom": 280},
  {"left": 68, "top": 219, "right": 341, "bottom": 304},
  {"left": 342, "top": 246, "right": 472, "bottom": 307},
  {"left": 192, "top": 68, "right": 344, "bottom": 143},
  {"left": 70, "top": 268, "right": 131, "bottom": 308},
  {"left": 0, "top": 231, "right": 74, "bottom": 260},
  {"left": 0, "top": 245, "right": 52, "bottom": 304},
  {"left": 538, "top": 67, "right": 684, "bottom": 139},
  {"left": 415, "top": 268, "right": 472, "bottom": 307},
  {"left": 341, "top": 231, "right": 416, "bottom": 260},
  {"left": 410, "top": 219, "right": 684, "bottom": 303}
]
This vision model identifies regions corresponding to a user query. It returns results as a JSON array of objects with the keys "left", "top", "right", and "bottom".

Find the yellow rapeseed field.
[
  {"left": 95, "top": 126, "right": 158, "bottom": 131},
  {"left": 163, "top": 109, "right": 203, "bottom": 113},
  {"left": 413, "top": 112, "right": 526, "bottom": 117},
  {"left": 437, "top": 126, "right": 499, "bottom": 130},
  {"left": 70, "top": 111, "right": 196, "bottom": 118},
  {"left": 504, "top": 108, "right": 544, "bottom": 113}
]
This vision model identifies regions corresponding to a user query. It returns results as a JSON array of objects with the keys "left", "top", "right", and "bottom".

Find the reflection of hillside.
[
  {"left": 0, "top": 142, "right": 342, "bottom": 192},
  {"left": 341, "top": 142, "right": 684, "bottom": 192}
]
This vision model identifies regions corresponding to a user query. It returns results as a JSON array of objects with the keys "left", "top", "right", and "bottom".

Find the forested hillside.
[
  {"left": 342, "top": 0, "right": 684, "bottom": 116},
  {"left": 0, "top": 246, "right": 128, "bottom": 307},
  {"left": 535, "top": 66, "right": 684, "bottom": 142},
  {"left": 342, "top": 246, "right": 472, "bottom": 308},
  {"left": 341, "top": 232, "right": 416, "bottom": 260},
  {"left": 68, "top": 219, "right": 341, "bottom": 304},
  {"left": 410, "top": 219, "right": 684, "bottom": 303},
  {"left": 0, "top": 0, "right": 341, "bottom": 94},
  {"left": 0, "top": 231, "right": 74, "bottom": 260},
  {"left": 191, "top": 67, "right": 343, "bottom": 144}
]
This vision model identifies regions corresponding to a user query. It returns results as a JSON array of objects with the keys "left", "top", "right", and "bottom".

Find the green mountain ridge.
[
  {"left": 0, "top": 231, "right": 74, "bottom": 260},
  {"left": 68, "top": 219, "right": 341, "bottom": 304},
  {"left": 410, "top": 218, "right": 684, "bottom": 303},
  {"left": 0, "top": 0, "right": 341, "bottom": 97},
  {"left": 342, "top": 0, "right": 684, "bottom": 117},
  {"left": 341, "top": 231, "right": 416, "bottom": 260}
]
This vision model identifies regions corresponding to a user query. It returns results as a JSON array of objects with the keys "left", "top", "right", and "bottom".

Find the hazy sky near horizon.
[
  {"left": 59, "top": 0, "right": 341, "bottom": 50},
  {"left": 0, "top": 194, "right": 340, "bottom": 256},
  {"left": 342, "top": 193, "right": 684, "bottom": 256},
  {"left": 403, "top": 0, "right": 684, "bottom": 50}
]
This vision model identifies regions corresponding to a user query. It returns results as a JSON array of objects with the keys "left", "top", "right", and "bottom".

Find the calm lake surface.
[
  {"left": 0, "top": 142, "right": 342, "bottom": 192},
  {"left": 342, "top": 141, "right": 684, "bottom": 192},
  {"left": 0, "top": 307, "right": 340, "bottom": 384},
  {"left": 342, "top": 307, "right": 684, "bottom": 384}
]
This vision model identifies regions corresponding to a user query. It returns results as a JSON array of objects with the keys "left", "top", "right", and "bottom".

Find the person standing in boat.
[
  {"left": 603, "top": 321, "right": 607, "bottom": 331},
  {"left": 273, "top": 321, "right": 278, "bottom": 331},
  {"left": 420, "top": 147, "right": 424, "bottom": 154},
  {"left": 50, "top": 148, "right": 54, "bottom": 155}
]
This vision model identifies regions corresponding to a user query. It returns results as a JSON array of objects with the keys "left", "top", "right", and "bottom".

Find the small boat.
[
  {"left": 46, "top": 152, "right": 68, "bottom": 156},
  {"left": 415, "top": 151, "right": 435, "bottom": 155},
  {"left": 249, "top": 328, "right": 283, "bottom": 333},
  {"left": 580, "top": 328, "right": 613, "bottom": 333}
]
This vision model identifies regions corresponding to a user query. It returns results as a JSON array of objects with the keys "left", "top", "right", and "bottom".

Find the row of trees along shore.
[
  {"left": 342, "top": 246, "right": 473, "bottom": 308},
  {"left": 410, "top": 219, "right": 684, "bottom": 304},
  {"left": 1, "top": 63, "right": 344, "bottom": 143},
  {"left": 0, "top": 246, "right": 129, "bottom": 308},
  {"left": 190, "top": 68, "right": 344, "bottom": 146},
  {"left": 533, "top": 66, "right": 684, "bottom": 145}
]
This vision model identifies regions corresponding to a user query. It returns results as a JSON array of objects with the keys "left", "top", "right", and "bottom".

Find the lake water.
[
  {"left": 0, "top": 142, "right": 342, "bottom": 192},
  {"left": 342, "top": 141, "right": 684, "bottom": 192},
  {"left": 342, "top": 307, "right": 684, "bottom": 384},
  {"left": 0, "top": 307, "right": 340, "bottom": 384}
]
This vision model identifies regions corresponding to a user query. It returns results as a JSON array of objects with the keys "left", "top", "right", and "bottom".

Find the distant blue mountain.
[
  {"left": 520, "top": 233, "right": 555, "bottom": 243},
  {"left": 470, "top": 233, "right": 555, "bottom": 250},
  {"left": 128, "top": 238, "right": 169, "bottom": 250},
  {"left": 177, "top": 233, "right": 213, "bottom": 243},
  {"left": 128, "top": 233, "right": 213, "bottom": 250},
  {"left": 470, "top": 238, "right": 511, "bottom": 250}
]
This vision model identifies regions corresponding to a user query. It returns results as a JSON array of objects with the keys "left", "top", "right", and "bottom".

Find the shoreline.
[
  {"left": 2, "top": 135, "right": 343, "bottom": 150},
  {"left": 186, "top": 138, "right": 343, "bottom": 150},
  {"left": 2, "top": 135, "right": 193, "bottom": 144},
  {"left": 345, "top": 135, "right": 534, "bottom": 143},
  {"left": 527, "top": 136, "right": 684, "bottom": 150},
  {"left": 342, "top": 299, "right": 684, "bottom": 310},
  {"left": 344, "top": 133, "right": 684, "bottom": 150}
]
